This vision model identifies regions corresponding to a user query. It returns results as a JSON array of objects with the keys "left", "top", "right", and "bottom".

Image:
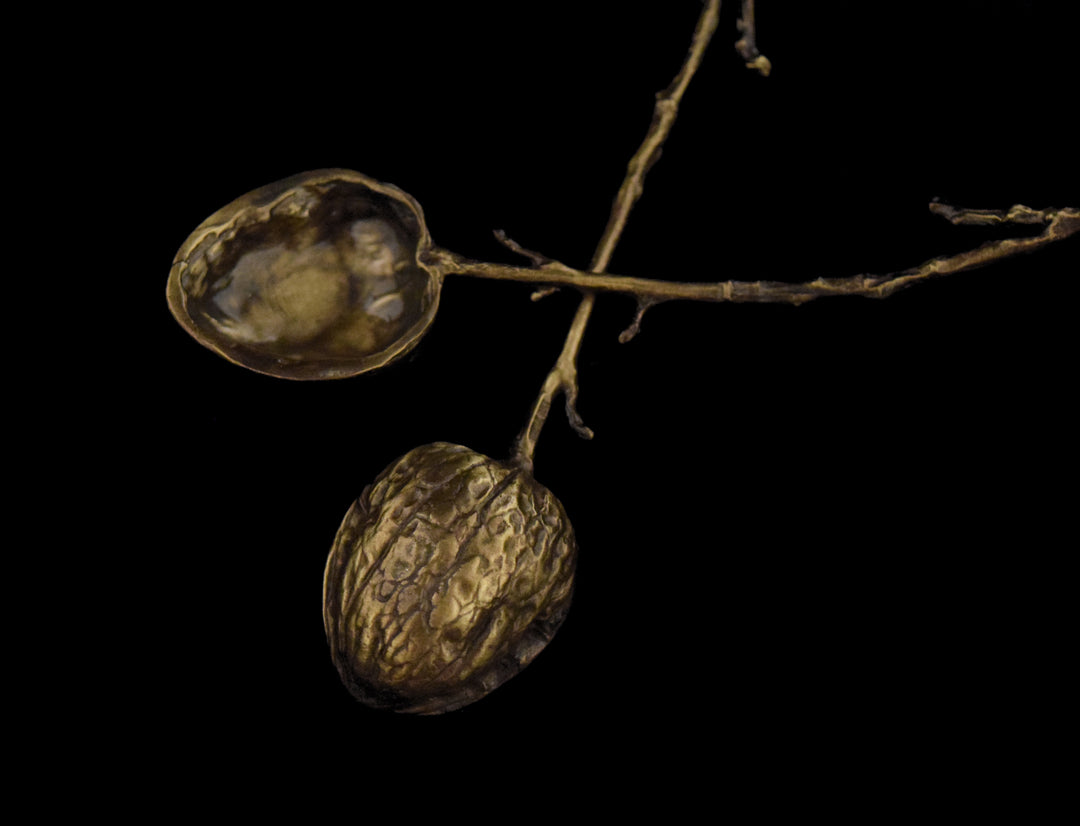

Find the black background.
[{"left": 105, "top": 0, "right": 1075, "bottom": 810}]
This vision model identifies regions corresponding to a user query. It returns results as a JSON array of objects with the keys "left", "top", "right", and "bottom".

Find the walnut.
[{"left": 323, "top": 443, "right": 576, "bottom": 714}]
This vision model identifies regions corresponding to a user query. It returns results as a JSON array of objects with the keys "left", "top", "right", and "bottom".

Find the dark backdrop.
[{"left": 119, "top": 0, "right": 1073, "bottom": 809}]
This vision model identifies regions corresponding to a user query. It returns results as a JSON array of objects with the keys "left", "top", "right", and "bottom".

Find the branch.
[
  {"left": 438, "top": 204, "right": 1078, "bottom": 306},
  {"left": 509, "top": 0, "right": 723, "bottom": 472},
  {"left": 589, "top": 0, "right": 722, "bottom": 275}
]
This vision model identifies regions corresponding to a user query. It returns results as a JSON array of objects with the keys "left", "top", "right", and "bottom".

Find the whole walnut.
[{"left": 323, "top": 442, "right": 577, "bottom": 713}]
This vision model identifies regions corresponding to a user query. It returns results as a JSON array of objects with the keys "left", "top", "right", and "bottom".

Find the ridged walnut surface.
[{"left": 323, "top": 443, "right": 576, "bottom": 714}]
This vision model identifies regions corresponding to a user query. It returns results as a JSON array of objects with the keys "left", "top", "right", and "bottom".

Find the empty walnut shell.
[
  {"left": 323, "top": 443, "right": 577, "bottom": 714},
  {"left": 167, "top": 169, "right": 441, "bottom": 380}
]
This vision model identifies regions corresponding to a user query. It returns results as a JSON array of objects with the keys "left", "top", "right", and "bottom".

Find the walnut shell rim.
[{"left": 167, "top": 169, "right": 442, "bottom": 381}]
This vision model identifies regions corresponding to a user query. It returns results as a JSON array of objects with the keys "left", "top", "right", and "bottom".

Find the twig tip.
[
  {"left": 619, "top": 299, "right": 657, "bottom": 343},
  {"left": 531, "top": 286, "right": 560, "bottom": 302},
  {"left": 494, "top": 229, "right": 551, "bottom": 268}
]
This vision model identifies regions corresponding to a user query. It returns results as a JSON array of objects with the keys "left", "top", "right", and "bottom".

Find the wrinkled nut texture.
[
  {"left": 323, "top": 443, "right": 576, "bottom": 714},
  {"left": 167, "top": 169, "right": 441, "bottom": 380}
]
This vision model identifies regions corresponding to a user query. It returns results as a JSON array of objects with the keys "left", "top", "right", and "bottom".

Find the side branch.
[{"left": 929, "top": 200, "right": 1063, "bottom": 227}]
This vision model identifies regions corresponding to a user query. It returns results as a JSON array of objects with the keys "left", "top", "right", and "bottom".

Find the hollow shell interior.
[{"left": 167, "top": 169, "right": 440, "bottom": 380}]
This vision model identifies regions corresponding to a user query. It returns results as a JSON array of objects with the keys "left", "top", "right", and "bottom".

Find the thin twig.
[
  {"left": 493, "top": 229, "right": 552, "bottom": 267},
  {"left": 509, "top": 0, "right": 723, "bottom": 472},
  {"left": 736, "top": 0, "right": 772, "bottom": 76},
  {"left": 619, "top": 298, "right": 659, "bottom": 344},
  {"left": 929, "top": 200, "right": 1060, "bottom": 227},
  {"left": 590, "top": 0, "right": 722, "bottom": 275}
]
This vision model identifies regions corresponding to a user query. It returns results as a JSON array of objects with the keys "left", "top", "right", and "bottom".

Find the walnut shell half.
[
  {"left": 167, "top": 169, "right": 441, "bottom": 380},
  {"left": 323, "top": 443, "right": 577, "bottom": 714}
]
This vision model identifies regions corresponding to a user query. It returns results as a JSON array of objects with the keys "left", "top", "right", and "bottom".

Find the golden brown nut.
[
  {"left": 323, "top": 443, "right": 576, "bottom": 714},
  {"left": 167, "top": 169, "right": 441, "bottom": 380}
]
